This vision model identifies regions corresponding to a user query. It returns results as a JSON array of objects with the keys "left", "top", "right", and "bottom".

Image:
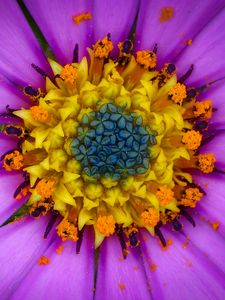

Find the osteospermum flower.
[{"left": 0, "top": 0, "right": 225, "bottom": 299}]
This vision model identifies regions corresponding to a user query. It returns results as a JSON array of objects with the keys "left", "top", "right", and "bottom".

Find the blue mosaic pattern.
[{"left": 71, "top": 104, "right": 157, "bottom": 180}]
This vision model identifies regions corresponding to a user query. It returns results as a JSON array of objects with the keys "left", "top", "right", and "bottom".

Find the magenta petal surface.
[
  {"left": 95, "top": 235, "right": 151, "bottom": 300},
  {"left": 141, "top": 229, "right": 225, "bottom": 300},
  {"left": 93, "top": 0, "right": 139, "bottom": 55},
  {"left": 135, "top": 0, "right": 225, "bottom": 67},
  {"left": 0, "top": 1, "right": 51, "bottom": 88},
  {"left": 24, "top": 0, "right": 93, "bottom": 65},
  {"left": 12, "top": 228, "right": 94, "bottom": 300},
  {"left": 175, "top": 8, "right": 225, "bottom": 85},
  {"left": 0, "top": 218, "right": 54, "bottom": 299}
]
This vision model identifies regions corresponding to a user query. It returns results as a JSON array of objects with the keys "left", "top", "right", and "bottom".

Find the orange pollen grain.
[
  {"left": 169, "top": 83, "right": 187, "bottom": 104},
  {"left": 96, "top": 215, "right": 115, "bottom": 237},
  {"left": 72, "top": 12, "right": 92, "bottom": 25},
  {"left": 93, "top": 37, "right": 114, "bottom": 58},
  {"left": 150, "top": 263, "right": 157, "bottom": 271},
  {"left": 3, "top": 150, "right": 23, "bottom": 171},
  {"left": 38, "top": 256, "right": 50, "bottom": 266},
  {"left": 141, "top": 208, "right": 159, "bottom": 227},
  {"left": 198, "top": 153, "right": 216, "bottom": 173},
  {"left": 193, "top": 100, "right": 212, "bottom": 119},
  {"left": 182, "top": 130, "right": 202, "bottom": 150},
  {"left": 30, "top": 106, "right": 49, "bottom": 122},
  {"left": 159, "top": 7, "right": 174, "bottom": 22},
  {"left": 181, "top": 188, "right": 203, "bottom": 208},
  {"left": 156, "top": 186, "right": 174, "bottom": 206},
  {"left": 61, "top": 64, "right": 78, "bottom": 85},
  {"left": 36, "top": 178, "right": 56, "bottom": 199},
  {"left": 119, "top": 283, "right": 126, "bottom": 290},
  {"left": 56, "top": 244, "right": 64, "bottom": 254},
  {"left": 211, "top": 221, "right": 220, "bottom": 231},
  {"left": 136, "top": 50, "right": 157, "bottom": 69},
  {"left": 57, "top": 219, "right": 78, "bottom": 242}
]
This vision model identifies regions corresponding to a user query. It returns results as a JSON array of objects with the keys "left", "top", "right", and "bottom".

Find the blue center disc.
[{"left": 71, "top": 103, "right": 157, "bottom": 181}]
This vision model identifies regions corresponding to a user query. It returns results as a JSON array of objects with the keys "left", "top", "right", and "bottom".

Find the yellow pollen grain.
[
  {"left": 181, "top": 188, "right": 203, "bottom": 208},
  {"left": 136, "top": 50, "right": 157, "bottom": 69},
  {"left": 56, "top": 244, "right": 64, "bottom": 254},
  {"left": 159, "top": 7, "right": 174, "bottom": 22},
  {"left": 72, "top": 12, "right": 92, "bottom": 25},
  {"left": 211, "top": 221, "right": 220, "bottom": 231},
  {"left": 141, "top": 208, "right": 159, "bottom": 227},
  {"left": 198, "top": 153, "right": 216, "bottom": 173},
  {"left": 3, "top": 150, "right": 23, "bottom": 171},
  {"left": 61, "top": 64, "right": 78, "bottom": 85},
  {"left": 30, "top": 106, "right": 49, "bottom": 122},
  {"left": 156, "top": 186, "right": 174, "bottom": 206},
  {"left": 57, "top": 219, "right": 78, "bottom": 242},
  {"left": 193, "top": 100, "right": 212, "bottom": 119},
  {"left": 182, "top": 130, "right": 202, "bottom": 150},
  {"left": 96, "top": 215, "right": 115, "bottom": 237},
  {"left": 93, "top": 37, "right": 114, "bottom": 58},
  {"left": 36, "top": 178, "right": 56, "bottom": 199},
  {"left": 169, "top": 83, "right": 187, "bottom": 104},
  {"left": 38, "top": 256, "right": 50, "bottom": 266}
]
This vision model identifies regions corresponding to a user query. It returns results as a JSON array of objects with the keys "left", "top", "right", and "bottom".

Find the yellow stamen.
[
  {"left": 93, "top": 37, "right": 114, "bottom": 58},
  {"left": 182, "top": 130, "right": 202, "bottom": 150},
  {"left": 198, "top": 153, "right": 216, "bottom": 173},
  {"left": 57, "top": 219, "right": 78, "bottom": 242},
  {"left": 30, "top": 106, "right": 49, "bottom": 122},
  {"left": 181, "top": 188, "right": 203, "bottom": 208},
  {"left": 3, "top": 150, "right": 23, "bottom": 171},
  {"left": 136, "top": 50, "right": 157, "bottom": 69},
  {"left": 159, "top": 7, "right": 174, "bottom": 22},
  {"left": 38, "top": 256, "right": 50, "bottom": 266},
  {"left": 141, "top": 208, "right": 159, "bottom": 227},
  {"left": 72, "top": 12, "right": 92, "bottom": 25},
  {"left": 156, "top": 186, "right": 174, "bottom": 206},
  {"left": 96, "top": 215, "right": 115, "bottom": 237},
  {"left": 193, "top": 100, "right": 212, "bottom": 119},
  {"left": 61, "top": 64, "right": 78, "bottom": 85},
  {"left": 36, "top": 178, "right": 56, "bottom": 199},
  {"left": 169, "top": 83, "right": 187, "bottom": 104}
]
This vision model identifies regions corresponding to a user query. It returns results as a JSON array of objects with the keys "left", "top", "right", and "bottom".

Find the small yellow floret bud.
[
  {"left": 30, "top": 106, "right": 49, "bottom": 122},
  {"left": 141, "top": 208, "right": 159, "bottom": 227},
  {"left": 36, "top": 178, "right": 56, "bottom": 199}
]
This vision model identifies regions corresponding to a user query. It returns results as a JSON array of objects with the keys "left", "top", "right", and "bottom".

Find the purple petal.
[
  {"left": 0, "top": 218, "right": 54, "bottom": 298},
  {"left": 24, "top": 0, "right": 93, "bottom": 65},
  {"left": 175, "top": 8, "right": 225, "bottom": 86},
  {"left": 141, "top": 229, "right": 225, "bottom": 300},
  {"left": 95, "top": 234, "right": 151, "bottom": 300},
  {"left": 93, "top": 0, "right": 139, "bottom": 55},
  {"left": 135, "top": 0, "right": 225, "bottom": 67},
  {"left": 0, "top": 1, "right": 52, "bottom": 88},
  {"left": 11, "top": 228, "right": 94, "bottom": 300}
]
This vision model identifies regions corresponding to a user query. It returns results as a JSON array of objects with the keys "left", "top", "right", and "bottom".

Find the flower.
[{"left": 0, "top": 1, "right": 225, "bottom": 299}]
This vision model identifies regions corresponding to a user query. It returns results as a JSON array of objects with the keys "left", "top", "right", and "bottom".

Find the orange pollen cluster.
[
  {"left": 159, "top": 7, "right": 174, "bottom": 22},
  {"left": 61, "top": 64, "right": 78, "bottom": 85},
  {"left": 30, "top": 201, "right": 52, "bottom": 217},
  {"left": 31, "top": 106, "right": 49, "bottom": 122},
  {"left": 169, "top": 83, "right": 187, "bottom": 104},
  {"left": 72, "top": 12, "right": 92, "bottom": 25},
  {"left": 3, "top": 150, "right": 23, "bottom": 171},
  {"left": 193, "top": 100, "right": 212, "bottom": 118},
  {"left": 198, "top": 153, "right": 216, "bottom": 173},
  {"left": 156, "top": 186, "right": 174, "bottom": 206},
  {"left": 38, "top": 256, "right": 50, "bottom": 266},
  {"left": 96, "top": 215, "right": 115, "bottom": 237},
  {"left": 57, "top": 219, "right": 78, "bottom": 242},
  {"left": 93, "top": 37, "right": 114, "bottom": 58},
  {"left": 36, "top": 178, "right": 56, "bottom": 199},
  {"left": 141, "top": 208, "right": 159, "bottom": 227},
  {"left": 136, "top": 50, "right": 157, "bottom": 69},
  {"left": 15, "top": 186, "right": 30, "bottom": 200},
  {"left": 181, "top": 188, "right": 203, "bottom": 208},
  {"left": 182, "top": 130, "right": 202, "bottom": 150}
]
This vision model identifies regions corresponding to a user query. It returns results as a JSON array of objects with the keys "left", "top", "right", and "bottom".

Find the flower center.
[{"left": 71, "top": 103, "right": 156, "bottom": 180}]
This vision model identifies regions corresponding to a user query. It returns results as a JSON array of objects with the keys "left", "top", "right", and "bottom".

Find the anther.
[
  {"left": 13, "top": 180, "right": 30, "bottom": 200},
  {"left": 44, "top": 211, "right": 59, "bottom": 239},
  {"left": 2, "top": 124, "right": 24, "bottom": 138},
  {"left": 115, "top": 224, "right": 127, "bottom": 259},
  {"left": 23, "top": 86, "right": 42, "bottom": 100},
  {"left": 172, "top": 219, "right": 182, "bottom": 231},
  {"left": 180, "top": 209, "right": 196, "bottom": 227},
  {"left": 169, "top": 83, "right": 187, "bottom": 104},
  {"left": 31, "top": 205, "right": 47, "bottom": 218},
  {"left": 179, "top": 64, "right": 194, "bottom": 83},
  {"left": 2, "top": 150, "right": 23, "bottom": 171},
  {"left": 155, "top": 226, "right": 166, "bottom": 247},
  {"left": 136, "top": 50, "right": 157, "bottom": 69},
  {"left": 129, "top": 230, "right": 139, "bottom": 247},
  {"left": 166, "top": 63, "right": 176, "bottom": 74},
  {"left": 73, "top": 43, "right": 79, "bottom": 63},
  {"left": 153, "top": 43, "right": 158, "bottom": 54},
  {"left": 76, "top": 229, "right": 84, "bottom": 254}
]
